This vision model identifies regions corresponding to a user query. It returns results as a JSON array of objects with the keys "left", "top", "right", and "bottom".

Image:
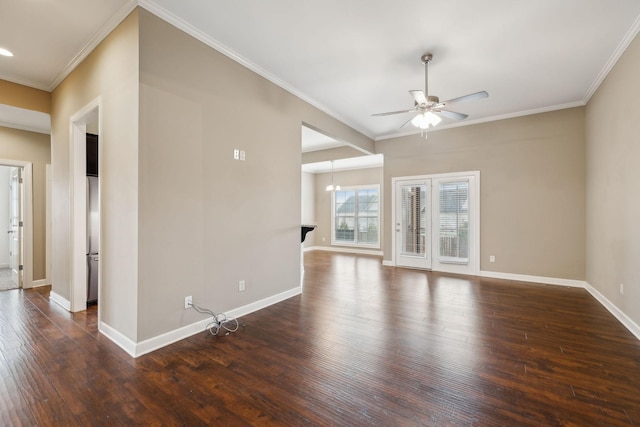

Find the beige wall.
[
  {"left": 586, "top": 33, "right": 640, "bottom": 326},
  {"left": 377, "top": 108, "right": 586, "bottom": 280},
  {"left": 0, "top": 126, "right": 50, "bottom": 280},
  {"left": 51, "top": 10, "right": 139, "bottom": 339},
  {"left": 314, "top": 167, "right": 384, "bottom": 250},
  {"left": 136, "top": 10, "right": 373, "bottom": 341},
  {"left": 0, "top": 80, "right": 51, "bottom": 114}
]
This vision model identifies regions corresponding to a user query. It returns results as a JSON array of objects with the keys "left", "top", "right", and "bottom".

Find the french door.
[
  {"left": 395, "top": 179, "right": 432, "bottom": 269},
  {"left": 393, "top": 172, "right": 479, "bottom": 275}
]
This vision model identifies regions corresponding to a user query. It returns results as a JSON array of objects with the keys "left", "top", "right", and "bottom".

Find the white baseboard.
[
  {"left": 223, "top": 286, "right": 302, "bottom": 321},
  {"left": 50, "top": 291, "right": 71, "bottom": 311},
  {"left": 305, "top": 246, "right": 383, "bottom": 256},
  {"left": 382, "top": 260, "right": 394, "bottom": 267},
  {"left": 32, "top": 279, "right": 50, "bottom": 288},
  {"left": 99, "top": 321, "right": 137, "bottom": 357},
  {"left": 387, "top": 265, "right": 640, "bottom": 342},
  {"left": 101, "top": 285, "right": 303, "bottom": 358},
  {"left": 479, "top": 270, "right": 586, "bottom": 288},
  {"left": 584, "top": 282, "right": 640, "bottom": 341}
]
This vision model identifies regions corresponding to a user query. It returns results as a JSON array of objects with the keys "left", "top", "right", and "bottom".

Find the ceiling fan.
[{"left": 373, "top": 53, "right": 488, "bottom": 137}]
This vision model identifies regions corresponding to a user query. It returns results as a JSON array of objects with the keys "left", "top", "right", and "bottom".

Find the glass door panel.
[{"left": 395, "top": 179, "right": 431, "bottom": 269}]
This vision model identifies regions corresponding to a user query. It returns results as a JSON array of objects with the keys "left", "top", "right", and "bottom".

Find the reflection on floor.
[{"left": 0, "top": 267, "right": 18, "bottom": 291}]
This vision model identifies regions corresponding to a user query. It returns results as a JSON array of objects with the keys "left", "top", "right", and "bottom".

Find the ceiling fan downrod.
[{"left": 421, "top": 53, "right": 432, "bottom": 99}]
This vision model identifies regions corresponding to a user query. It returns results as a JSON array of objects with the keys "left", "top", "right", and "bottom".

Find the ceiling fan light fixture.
[{"left": 411, "top": 111, "right": 442, "bottom": 129}]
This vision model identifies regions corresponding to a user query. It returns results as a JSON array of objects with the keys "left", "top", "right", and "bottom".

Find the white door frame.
[
  {"left": 69, "top": 97, "right": 102, "bottom": 313},
  {"left": 391, "top": 171, "right": 480, "bottom": 275},
  {"left": 394, "top": 178, "right": 432, "bottom": 269},
  {"left": 0, "top": 159, "right": 33, "bottom": 288}
]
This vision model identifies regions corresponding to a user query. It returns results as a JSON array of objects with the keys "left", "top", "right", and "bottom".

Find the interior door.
[
  {"left": 395, "top": 179, "right": 432, "bottom": 269},
  {"left": 9, "top": 167, "right": 22, "bottom": 288}
]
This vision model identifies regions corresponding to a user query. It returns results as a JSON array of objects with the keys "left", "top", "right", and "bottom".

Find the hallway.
[{"left": 0, "top": 267, "right": 17, "bottom": 291}]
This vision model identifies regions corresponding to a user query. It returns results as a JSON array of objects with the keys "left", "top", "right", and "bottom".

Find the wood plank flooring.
[{"left": 2, "top": 250, "right": 640, "bottom": 426}]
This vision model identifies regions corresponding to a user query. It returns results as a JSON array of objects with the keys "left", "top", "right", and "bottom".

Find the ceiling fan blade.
[
  {"left": 400, "top": 115, "right": 417, "bottom": 128},
  {"left": 372, "top": 109, "right": 416, "bottom": 117},
  {"left": 442, "top": 91, "right": 488, "bottom": 105},
  {"left": 409, "top": 90, "right": 427, "bottom": 105},
  {"left": 435, "top": 109, "right": 468, "bottom": 121}
]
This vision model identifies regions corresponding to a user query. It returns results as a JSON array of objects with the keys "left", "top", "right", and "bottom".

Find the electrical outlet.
[
  {"left": 240, "top": 150, "right": 246, "bottom": 161},
  {"left": 239, "top": 280, "right": 246, "bottom": 292},
  {"left": 233, "top": 149, "right": 240, "bottom": 160},
  {"left": 620, "top": 283, "right": 624, "bottom": 295},
  {"left": 489, "top": 255, "right": 496, "bottom": 263},
  {"left": 185, "top": 295, "right": 192, "bottom": 309}
]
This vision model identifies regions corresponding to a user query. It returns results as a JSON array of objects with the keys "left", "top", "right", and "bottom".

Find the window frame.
[{"left": 331, "top": 184, "right": 381, "bottom": 249}]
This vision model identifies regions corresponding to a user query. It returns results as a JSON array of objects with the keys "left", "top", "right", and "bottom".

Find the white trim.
[
  {"left": 22, "top": 164, "right": 33, "bottom": 289},
  {"left": 479, "top": 270, "right": 586, "bottom": 288},
  {"left": 224, "top": 287, "right": 301, "bottom": 322},
  {"left": 137, "top": 0, "right": 374, "bottom": 140},
  {"left": 50, "top": 291, "right": 71, "bottom": 311},
  {"left": 69, "top": 97, "right": 102, "bottom": 313},
  {"left": 584, "top": 282, "right": 640, "bottom": 341},
  {"left": 0, "top": 120, "right": 50, "bottom": 135},
  {"left": 0, "top": 263, "right": 8, "bottom": 269},
  {"left": 391, "top": 171, "right": 480, "bottom": 274},
  {"left": 100, "top": 286, "right": 302, "bottom": 358},
  {"left": 0, "top": 73, "right": 50, "bottom": 92},
  {"left": 375, "top": 102, "right": 585, "bottom": 141},
  {"left": 432, "top": 174, "right": 480, "bottom": 276},
  {"left": 99, "top": 322, "right": 137, "bottom": 357},
  {"left": 305, "top": 246, "right": 383, "bottom": 256},
  {"left": 380, "top": 262, "right": 640, "bottom": 342},
  {"left": 0, "top": 159, "right": 34, "bottom": 289},
  {"left": 47, "top": 1, "right": 138, "bottom": 91},
  {"left": 45, "top": 164, "right": 51, "bottom": 287},
  {"left": 32, "top": 279, "right": 50, "bottom": 288},
  {"left": 583, "top": 13, "right": 640, "bottom": 103}
]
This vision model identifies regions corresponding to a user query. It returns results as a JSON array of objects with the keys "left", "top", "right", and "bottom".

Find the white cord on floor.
[{"left": 188, "top": 302, "right": 240, "bottom": 336}]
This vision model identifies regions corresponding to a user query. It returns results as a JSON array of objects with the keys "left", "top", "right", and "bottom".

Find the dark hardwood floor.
[{"left": 2, "top": 251, "right": 640, "bottom": 426}]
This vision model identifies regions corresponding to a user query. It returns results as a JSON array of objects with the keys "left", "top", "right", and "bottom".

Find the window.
[
  {"left": 438, "top": 180, "right": 469, "bottom": 263},
  {"left": 332, "top": 185, "right": 380, "bottom": 247}
]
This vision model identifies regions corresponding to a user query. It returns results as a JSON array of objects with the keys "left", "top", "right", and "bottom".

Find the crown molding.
[
  {"left": 583, "top": 13, "right": 640, "bottom": 103},
  {"left": 375, "top": 101, "right": 585, "bottom": 142},
  {"left": 47, "top": 0, "right": 138, "bottom": 91},
  {"left": 0, "top": 73, "right": 50, "bottom": 92},
  {"left": 137, "top": 0, "right": 374, "bottom": 140}
]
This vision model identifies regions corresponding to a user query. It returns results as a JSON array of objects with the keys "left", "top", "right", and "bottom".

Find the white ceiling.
[
  {"left": 2, "top": 1, "right": 640, "bottom": 142},
  {"left": 302, "top": 154, "right": 384, "bottom": 174}
]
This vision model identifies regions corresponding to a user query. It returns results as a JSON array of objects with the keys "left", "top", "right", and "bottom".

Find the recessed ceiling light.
[{"left": 0, "top": 48, "right": 14, "bottom": 57}]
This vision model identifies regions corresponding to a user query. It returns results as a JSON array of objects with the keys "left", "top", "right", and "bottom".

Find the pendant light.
[{"left": 325, "top": 160, "right": 341, "bottom": 191}]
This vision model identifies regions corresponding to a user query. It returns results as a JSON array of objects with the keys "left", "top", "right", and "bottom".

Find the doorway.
[
  {"left": 69, "top": 98, "right": 101, "bottom": 313},
  {"left": 392, "top": 171, "right": 479, "bottom": 275},
  {"left": 0, "top": 166, "right": 22, "bottom": 289},
  {"left": 0, "top": 161, "right": 34, "bottom": 290}
]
